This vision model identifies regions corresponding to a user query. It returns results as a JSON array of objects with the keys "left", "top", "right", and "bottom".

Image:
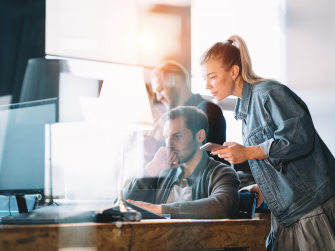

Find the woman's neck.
[{"left": 233, "top": 76, "right": 244, "bottom": 98}]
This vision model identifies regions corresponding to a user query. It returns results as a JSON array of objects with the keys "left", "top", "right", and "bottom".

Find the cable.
[
  {"left": 127, "top": 220, "right": 134, "bottom": 251},
  {"left": 8, "top": 195, "right": 12, "bottom": 216},
  {"left": 46, "top": 195, "right": 59, "bottom": 206},
  {"left": 118, "top": 216, "right": 134, "bottom": 251}
]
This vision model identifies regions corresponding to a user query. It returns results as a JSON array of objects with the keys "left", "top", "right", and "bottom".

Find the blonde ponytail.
[
  {"left": 228, "top": 35, "right": 267, "bottom": 83},
  {"left": 200, "top": 35, "right": 270, "bottom": 84}
]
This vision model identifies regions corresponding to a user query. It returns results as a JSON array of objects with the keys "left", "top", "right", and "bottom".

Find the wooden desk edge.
[
  {"left": 0, "top": 218, "right": 265, "bottom": 229},
  {"left": 0, "top": 219, "right": 267, "bottom": 251}
]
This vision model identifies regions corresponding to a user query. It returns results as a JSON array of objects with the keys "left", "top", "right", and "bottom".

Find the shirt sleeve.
[
  {"left": 161, "top": 166, "right": 240, "bottom": 219},
  {"left": 261, "top": 87, "right": 315, "bottom": 169}
]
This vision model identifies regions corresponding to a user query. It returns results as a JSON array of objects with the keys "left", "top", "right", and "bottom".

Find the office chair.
[{"left": 237, "top": 192, "right": 256, "bottom": 219}]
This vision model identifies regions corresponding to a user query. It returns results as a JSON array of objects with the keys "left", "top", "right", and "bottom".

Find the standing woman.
[{"left": 200, "top": 35, "right": 335, "bottom": 251}]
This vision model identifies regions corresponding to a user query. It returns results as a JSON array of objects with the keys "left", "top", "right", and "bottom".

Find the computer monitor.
[{"left": 0, "top": 98, "right": 57, "bottom": 196}]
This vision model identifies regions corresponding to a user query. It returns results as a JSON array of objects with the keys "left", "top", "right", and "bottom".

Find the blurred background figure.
[
  {"left": 149, "top": 60, "right": 228, "bottom": 164},
  {"left": 143, "top": 84, "right": 165, "bottom": 165}
]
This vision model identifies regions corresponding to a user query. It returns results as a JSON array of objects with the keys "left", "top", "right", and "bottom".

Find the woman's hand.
[
  {"left": 211, "top": 142, "right": 249, "bottom": 164},
  {"left": 127, "top": 200, "right": 162, "bottom": 214},
  {"left": 239, "top": 184, "right": 264, "bottom": 208},
  {"left": 211, "top": 142, "right": 267, "bottom": 164}
]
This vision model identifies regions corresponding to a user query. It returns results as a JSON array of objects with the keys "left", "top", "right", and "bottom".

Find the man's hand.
[
  {"left": 145, "top": 147, "right": 184, "bottom": 177},
  {"left": 239, "top": 184, "right": 264, "bottom": 208},
  {"left": 127, "top": 200, "right": 162, "bottom": 214},
  {"left": 211, "top": 142, "right": 266, "bottom": 164}
]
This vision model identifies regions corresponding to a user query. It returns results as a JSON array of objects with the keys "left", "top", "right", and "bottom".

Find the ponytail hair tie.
[{"left": 227, "top": 39, "right": 234, "bottom": 45}]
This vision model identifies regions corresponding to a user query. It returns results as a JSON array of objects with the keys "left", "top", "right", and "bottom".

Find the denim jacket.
[{"left": 235, "top": 81, "right": 335, "bottom": 227}]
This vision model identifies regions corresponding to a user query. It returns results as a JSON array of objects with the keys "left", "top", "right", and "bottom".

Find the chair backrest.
[{"left": 237, "top": 192, "right": 256, "bottom": 219}]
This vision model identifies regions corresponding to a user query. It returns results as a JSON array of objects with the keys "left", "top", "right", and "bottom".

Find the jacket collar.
[
  {"left": 234, "top": 82, "right": 252, "bottom": 121},
  {"left": 184, "top": 152, "right": 209, "bottom": 186},
  {"left": 171, "top": 152, "right": 209, "bottom": 186}
]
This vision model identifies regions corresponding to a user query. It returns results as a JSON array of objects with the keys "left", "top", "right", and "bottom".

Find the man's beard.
[{"left": 176, "top": 138, "right": 198, "bottom": 164}]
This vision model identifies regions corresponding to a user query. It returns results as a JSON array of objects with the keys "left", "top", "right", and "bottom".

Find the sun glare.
[{"left": 139, "top": 32, "right": 156, "bottom": 52}]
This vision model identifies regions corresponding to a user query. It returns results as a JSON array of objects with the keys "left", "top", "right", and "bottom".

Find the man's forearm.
[
  {"left": 161, "top": 194, "right": 238, "bottom": 219},
  {"left": 127, "top": 200, "right": 162, "bottom": 214},
  {"left": 144, "top": 161, "right": 160, "bottom": 177}
]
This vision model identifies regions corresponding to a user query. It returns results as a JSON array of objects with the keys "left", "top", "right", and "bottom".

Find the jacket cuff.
[
  {"left": 161, "top": 204, "right": 171, "bottom": 215},
  {"left": 259, "top": 139, "right": 282, "bottom": 172},
  {"left": 259, "top": 139, "right": 275, "bottom": 157},
  {"left": 141, "top": 169, "right": 156, "bottom": 179}
]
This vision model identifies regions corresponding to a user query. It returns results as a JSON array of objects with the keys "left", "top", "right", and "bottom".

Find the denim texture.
[{"left": 235, "top": 81, "right": 335, "bottom": 227}]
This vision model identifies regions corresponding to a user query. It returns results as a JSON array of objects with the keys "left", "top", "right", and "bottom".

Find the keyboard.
[
  {"left": 1, "top": 202, "right": 170, "bottom": 225},
  {"left": 123, "top": 201, "right": 170, "bottom": 219},
  {"left": 1, "top": 206, "right": 96, "bottom": 225}
]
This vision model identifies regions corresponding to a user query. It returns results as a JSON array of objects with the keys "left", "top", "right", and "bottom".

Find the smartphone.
[{"left": 200, "top": 142, "right": 227, "bottom": 152}]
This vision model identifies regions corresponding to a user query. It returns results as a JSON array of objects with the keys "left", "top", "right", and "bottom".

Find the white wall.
[
  {"left": 191, "top": 0, "right": 285, "bottom": 146},
  {"left": 58, "top": 73, "right": 99, "bottom": 123},
  {"left": 286, "top": 0, "right": 335, "bottom": 89},
  {"left": 46, "top": 0, "right": 137, "bottom": 65},
  {"left": 0, "top": 95, "right": 12, "bottom": 106},
  {"left": 191, "top": 0, "right": 335, "bottom": 154},
  {"left": 286, "top": 0, "right": 335, "bottom": 154}
]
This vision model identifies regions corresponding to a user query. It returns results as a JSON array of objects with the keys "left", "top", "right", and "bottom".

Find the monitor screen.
[{"left": 0, "top": 98, "right": 57, "bottom": 195}]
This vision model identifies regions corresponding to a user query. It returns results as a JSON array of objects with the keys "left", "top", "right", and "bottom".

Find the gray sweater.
[{"left": 123, "top": 153, "right": 240, "bottom": 219}]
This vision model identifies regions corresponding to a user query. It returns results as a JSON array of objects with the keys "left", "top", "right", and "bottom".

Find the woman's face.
[{"left": 201, "top": 59, "right": 235, "bottom": 101}]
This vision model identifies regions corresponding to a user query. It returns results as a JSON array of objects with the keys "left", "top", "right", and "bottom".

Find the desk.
[
  {"left": 0, "top": 219, "right": 266, "bottom": 251},
  {"left": 254, "top": 213, "right": 271, "bottom": 237}
]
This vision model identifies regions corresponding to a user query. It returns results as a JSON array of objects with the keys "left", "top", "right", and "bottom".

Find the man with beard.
[
  {"left": 123, "top": 106, "right": 240, "bottom": 219},
  {"left": 149, "top": 60, "right": 228, "bottom": 164}
]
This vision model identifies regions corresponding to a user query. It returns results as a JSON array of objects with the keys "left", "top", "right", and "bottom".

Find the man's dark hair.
[{"left": 161, "top": 106, "right": 208, "bottom": 138}]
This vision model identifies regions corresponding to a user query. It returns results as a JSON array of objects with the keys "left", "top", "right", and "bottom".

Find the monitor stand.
[
  {"left": 15, "top": 195, "right": 29, "bottom": 214},
  {"left": 0, "top": 194, "right": 39, "bottom": 217}
]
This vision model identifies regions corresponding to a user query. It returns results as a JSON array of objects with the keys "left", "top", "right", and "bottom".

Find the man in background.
[
  {"left": 123, "top": 106, "right": 239, "bottom": 219},
  {"left": 149, "top": 60, "right": 228, "bottom": 164}
]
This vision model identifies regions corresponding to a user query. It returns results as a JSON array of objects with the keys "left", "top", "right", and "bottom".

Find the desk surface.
[{"left": 0, "top": 219, "right": 266, "bottom": 251}]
